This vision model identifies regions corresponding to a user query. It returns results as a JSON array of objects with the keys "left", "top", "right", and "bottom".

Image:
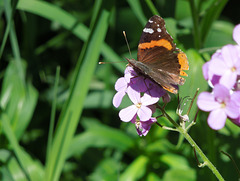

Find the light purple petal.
[
  {"left": 213, "top": 84, "right": 230, "bottom": 102},
  {"left": 141, "top": 93, "right": 159, "bottom": 106},
  {"left": 233, "top": 24, "right": 240, "bottom": 45},
  {"left": 209, "top": 57, "right": 227, "bottom": 75},
  {"left": 211, "top": 49, "right": 222, "bottom": 59},
  {"left": 225, "top": 101, "right": 240, "bottom": 119},
  {"left": 231, "top": 91, "right": 240, "bottom": 106},
  {"left": 119, "top": 105, "right": 138, "bottom": 122},
  {"left": 202, "top": 62, "right": 210, "bottom": 80},
  {"left": 115, "top": 77, "right": 128, "bottom": 91},
  {"left": 113, "top": 91, "right": 126, "bottom": 108},
  {"left": 221, "top": 45, "right": 239, "bottom": 66},
  {"left": 197, "top": 92, "right": 220, "bottom": 111},
  {"left": 127, "top": 86, "right": 141, "bottom": 104},
  {"left": 208, "top": 109, "right": 227, "bottom": 130},
  {"left": 219, "top": 71, "right": 237, "bottom": 89},
  {"left": 137, "top": 105, "right": 152, "bottom": 121},
  {"left": 125, "top": 66, "right": 136, "bottom": 83}
]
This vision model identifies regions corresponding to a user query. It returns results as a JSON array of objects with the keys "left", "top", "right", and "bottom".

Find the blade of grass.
[
  {"left": 145, "top": 0, "right": 160, "bottom": 16},
  {"left": 200, "top": 0, "right": 228, "bottom": 45},
  {"left": 45, "top": 10, "right": 110, "bottom": 181},
  {"left": 4, "top": 0, "right": 25, "bottom": 83},
  {"left": 189, "top": 0, "right": 201, "bottom": 49},
  {"left": 17, "top": 0, "right": 125, "bottom": 72},
  {"left": 0, "top": 0, "right": 18, "bottom": 60},
  {"left": 1, "top": 113, "right": 44, "bottom": 180},
  {"left": 1, "top": 113, "right": 30, "bottom": 181},
  {"left": 127, "top": 0, "right": 147, "bottom": 26},
  {"left": 46, "top": 66, "right": 60, "bottom": 164}
]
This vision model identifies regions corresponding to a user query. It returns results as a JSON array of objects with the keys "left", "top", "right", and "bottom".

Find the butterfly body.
[{"left": 127, "top": 15, "right": 189, "bottom": 94}]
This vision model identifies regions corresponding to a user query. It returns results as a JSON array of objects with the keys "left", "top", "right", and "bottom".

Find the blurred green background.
[{"left": 0, "top": 0, "right": 240, "bottom": 180}]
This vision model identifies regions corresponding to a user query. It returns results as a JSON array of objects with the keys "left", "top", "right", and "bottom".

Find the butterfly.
[{"left": 127, "top": 15, "right": 189, "bottom": 94}]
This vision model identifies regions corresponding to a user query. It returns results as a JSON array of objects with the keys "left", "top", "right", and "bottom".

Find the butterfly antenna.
[{"left": 123, "top": 31, "right": 132, "bottom": 59}]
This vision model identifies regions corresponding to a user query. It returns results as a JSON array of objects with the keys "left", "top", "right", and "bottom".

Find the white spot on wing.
[
  {"left": 157, "top": 24, "right": 159, "bottom": 27},
  {"left": 158, "top": 35, "right": 161, "bottom": 37},
  {"left": 143, "top": 28, "right": 154, "bottom": 34},
  {"left": 157, "top": 28, "right": 161, "bottom": 32},
  {"left": 149, "top": 20, "right": 153, "bottom": 23}
]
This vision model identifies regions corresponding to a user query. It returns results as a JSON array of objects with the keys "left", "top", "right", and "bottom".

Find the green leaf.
[
  {"left": 44, "top": 9, "right": 110, "bottom": 181},
  {"left": 159, "top": 154, "right": 190, "bottom": 169},
  {"left": 67, "top": 119, "right": 134, "bottom": 158},
  {"left": 163, "top": 168, "right": 196, "bottom": 181},
  {"left": 0, "top": 61, "right": 38, "bottom": 139},
  {"left": 120, "top": 156, "right": 148, "bottom": 181},
  {"left": 200, "top": 0, "right": 228, "bottom": 45},
  {"left": 179, "top": 49, "right": 208, "bottom": 119},
  {"left": 146, "top": 172, "right": 162, "bottom": 181},
  {"left": 89, "top": 158, "right": 119, "bottom": 181},
  {"left": 204, "top": 20, "right": 235, "bottom": 48}
]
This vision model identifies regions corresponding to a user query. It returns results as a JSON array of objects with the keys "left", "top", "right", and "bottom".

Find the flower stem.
[{"left": 157, "top": 106, "right": 225, "bottom": 181}]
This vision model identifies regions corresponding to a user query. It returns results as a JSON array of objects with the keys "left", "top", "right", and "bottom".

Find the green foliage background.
[{"left": 0, "top": 0, "right": 239, "bottom": 180}]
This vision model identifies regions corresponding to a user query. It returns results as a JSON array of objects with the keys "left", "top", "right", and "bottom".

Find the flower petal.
[
  {"left": 197, "top": 92, "right": 220, "bottom": 111},
  {"left": 141, "top": 93, "right": 159, "bottom": 106},
  {"left": 115, "top": 77, "right": 127, "bottom": 91},
  {"left": 127, "top": 86, "right": 141, "bottom": 104},
  {"left": 225, "top": 101, "right": 239, "bottom": 119},
  {"left": 209, "top": 57, "right": 227, "bottom": 75},
  {"left": 219, "top": 70, "right": 237, "bottom": 89},
  {"left": 208, "top": 109, "right": 227, "bottom": 130},
  {"left": 231, "top": 91, "right": 240, "bottom": 106},
  {"left": 137, "top": 105, "right": 152, "bottom": 121},
  {"left": 125, "top": 66, "right": 136, "bottom": 83},
  {"left": 213, "top": 84, "right": 230, "bottom": 102},
  {"left": 233, "top": 24, "right": 240, "bottom": 45},
  {"left": 202, "top": 62, "right": 210, "bottom": 80},
  {"left": 119, "top": 105, "right": 138, "bottom": 122},
  {"left": 113, "top": 91, "right": 125, "bottom": 108},
  {"left": 221, "top": 45, "right": 239, "bottom": 66}
]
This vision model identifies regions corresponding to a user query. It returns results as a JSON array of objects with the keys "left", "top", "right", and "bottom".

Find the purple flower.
[
  {"left": 208, "top": 45, "right": 240, "bottom": 89},
  {"left": 113, "top": 65, "right": 169, "bottom": 136},
  {"left": 132, "top": 117, "right": 157, "bottom": 136},
  {"left": 197, "top": 84, "right": 239, "bottom": 130},
  {"left": 119, "top": 86, "right": 159, "bottom": 122}
]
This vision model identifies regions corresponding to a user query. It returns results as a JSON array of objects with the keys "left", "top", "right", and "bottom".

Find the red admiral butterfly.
[{"left": 127, "top": 15, "right": 189, "bottom": 94}]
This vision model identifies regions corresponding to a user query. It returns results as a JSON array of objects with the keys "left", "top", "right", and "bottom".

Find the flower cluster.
[
  {"left": 197, "top": 24, "right": 240, "bottom": 130},
  {"left": 113, "top": 66, "right": 169, "bottom": 136}
]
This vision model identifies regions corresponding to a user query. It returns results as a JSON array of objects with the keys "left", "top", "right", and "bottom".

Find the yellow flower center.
[
  {"left": 231, "top": 66, "right": 236, "bottom": 72},
  {"left": 136, "top": 103, "right": 142, "bottom": 108},
  {"left": 221, "top": 102, "right": 226, "bottom": 108}
]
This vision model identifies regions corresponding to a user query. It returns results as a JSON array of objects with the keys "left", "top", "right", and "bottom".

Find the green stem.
[{"left": 158, "top": 106, "right": 225, "bottom": 181}]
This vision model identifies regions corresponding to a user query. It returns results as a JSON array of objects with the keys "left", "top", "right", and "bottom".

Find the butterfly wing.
[{"left": 137, "top": 15, "right": 188, "bottom": 93}]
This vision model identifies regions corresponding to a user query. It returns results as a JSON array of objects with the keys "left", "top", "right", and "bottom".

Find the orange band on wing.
[
  {"left": 138, "top": 39, "right": 173, "bottom": 50},
  {"left": 162, "top": 85, "right": 178, "bottom": 94},
  {"left": 178, "top": 52, "right": 189, "bottom": 77}
]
